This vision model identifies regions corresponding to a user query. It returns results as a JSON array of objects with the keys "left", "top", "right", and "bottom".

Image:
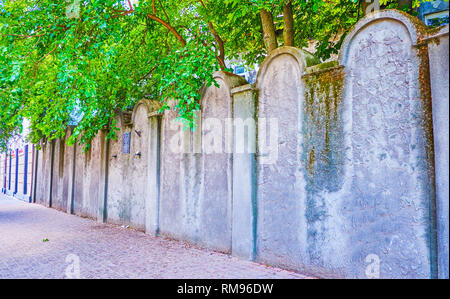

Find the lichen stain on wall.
[{"left": 302, "top": 66, "right": 345, "bottom": 265}]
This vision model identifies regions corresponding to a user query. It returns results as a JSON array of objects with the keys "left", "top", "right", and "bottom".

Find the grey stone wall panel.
[
  {"left": 338, "top": 10, "right": 436, "bottom": 278},
  {"left": 72, "top": 133, "right": 103, "bottom": 219},
  {"left": 255, "top": 47, "right": 310, "bottom": 274},
  {"left": 159, "top": 72, "right": 246, "bottom": 253}
]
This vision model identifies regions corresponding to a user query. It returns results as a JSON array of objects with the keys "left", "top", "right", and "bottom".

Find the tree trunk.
[
  {"left": 260, "top": 9, "right": 278, "bottom": 53},
  {"left": 197, "top": 0, "right": 227, "bottom": 69},
  {"left": 283, "top": 0, "right": 295, "bottom": 47}
]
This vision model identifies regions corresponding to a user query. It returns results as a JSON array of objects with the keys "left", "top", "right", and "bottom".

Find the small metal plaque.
[{"left": 123, "top": 132, "right": 131, "bottom": 154}]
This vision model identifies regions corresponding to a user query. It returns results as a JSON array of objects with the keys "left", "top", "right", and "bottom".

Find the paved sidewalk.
[{"left": 0, "top": 199, "right": 311, "bottom": 279}]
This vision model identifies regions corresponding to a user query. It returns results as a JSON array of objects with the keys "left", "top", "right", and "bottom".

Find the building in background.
[
  {"left": 418, "top": 0, "right": 449, "bottom": 26},
  {"left": 0, "top": 120, "right": 34, "bottom": 202},
  {"left": 231, "top": 64, "right": 259, "bottom": 84}
]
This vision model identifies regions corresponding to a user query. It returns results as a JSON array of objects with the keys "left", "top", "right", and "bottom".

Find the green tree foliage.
[{"left": 0, "top": 0, "right": 439, "bottom": 151}]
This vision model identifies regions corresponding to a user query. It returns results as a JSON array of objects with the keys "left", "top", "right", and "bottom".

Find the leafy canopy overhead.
[{"left": 0, "top": 0, "right": 437, "bottom": 150}]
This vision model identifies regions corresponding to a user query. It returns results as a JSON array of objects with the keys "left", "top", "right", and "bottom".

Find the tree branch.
[
  {"left": 147, "top": 14, "right": 186, "bottom": 47},
  {"left": 197, "top": 0, "right": 226, "bottom": 69}
]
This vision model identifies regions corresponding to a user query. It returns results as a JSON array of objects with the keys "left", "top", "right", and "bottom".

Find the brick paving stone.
[{"left": 0, "top": 198, "right": 313, "bottom": 279}]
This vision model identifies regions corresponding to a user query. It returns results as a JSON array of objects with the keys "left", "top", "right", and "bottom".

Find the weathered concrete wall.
[
  {"left": 106, "top": 115, "right": 133, "bottom": 227},
  {"left": 251, "top": 11, "right": 439, "bottom": 279},
  {"left": 72, "top": 133, "right": 104, "bottom": 219},
  {"left": 50, "top": 138, "right": 64, "bottom": 210},
  {"left": 35, "top": 141, "right": 52, "bottom": 206},
  {"left": 51, "top": 131, "right": 74, "bottom": 212},
  {"left": 29, "top": 9, "right": 447, "bottom": 279},
  {"left": 159, "top": 72, "right": 246, "bottom": 252},
  {"left": 427, "top": 25, "right": 449, "bottom": 279},
  {"left": 128, "top": 105, "right": 149, "bottom": 230},
  {"left": 302, "top": 63, "right": 346, "bottom": 277},
  {"left": 338, "top": 10, "right": 436, "bottom": 278},
  {"left": 106, "top": 101, "right": 161, "bottom": 233},
  {"left": 33, "top": 131, "right": 104, "bottom": 220},
  {"left": 231, "top": 83, "right": 257, "bottom": 260},
  {"left": 63, "top": 131, "right": 75, "bottom": 215},
  {"left": 255, "top": 47, "right": 310, "bottom": 273},
  {"left": 34, "top": 145, "right": 44, "bottom": 204},
  {"left": 159, "top": 106, "right": 183, "bottom": 239}
]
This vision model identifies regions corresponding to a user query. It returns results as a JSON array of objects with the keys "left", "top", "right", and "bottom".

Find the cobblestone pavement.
[{"left": 0, "top": 198, "right": 311, "bottom": 279}]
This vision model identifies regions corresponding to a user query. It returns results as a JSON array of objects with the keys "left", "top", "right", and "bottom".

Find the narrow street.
[{"left": 0, "top": 198, "right": 310, "bottom": 279}]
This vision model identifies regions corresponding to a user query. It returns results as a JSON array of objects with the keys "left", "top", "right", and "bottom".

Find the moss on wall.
[
  {"left": 302, "top": 65, "right": 345, "bottom": 190},
  {"left": 302, "top": 65, "right": 345, "bottom": 264},
  {"left": 416, "top": 41, "right": 439, "bottom": 278}
]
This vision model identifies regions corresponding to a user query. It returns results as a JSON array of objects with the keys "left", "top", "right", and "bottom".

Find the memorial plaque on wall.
[{"left": 123, "top": 132, "right": 131, "bottom": 154}]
